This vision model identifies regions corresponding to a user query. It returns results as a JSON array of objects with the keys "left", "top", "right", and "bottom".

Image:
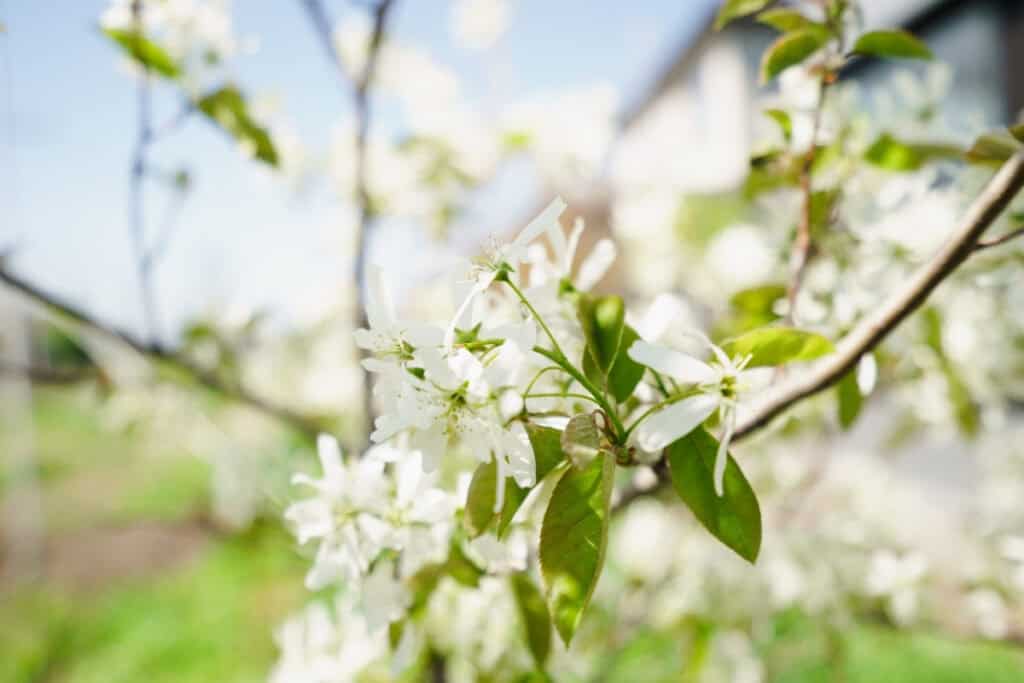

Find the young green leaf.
[
  {"left": 864, "top": 133, "right": 963, "bottom": 171},
  {"left": 760, "top": 27, "right": 830, "bottom": 83},
  {"left": 540, "top": 453, "right": 615, "bottom": 646},
  {"left": 493, "top": 424, "right": 568, "bottom": 537},
  {"left": 966, "top": 133, "right": 1021, "bottom": 167},
  {"left": 464, "top": 459, "right": 500, "bottom": 537},
  {"left": 579, "top": 295, "right": 626, "bottom": 374},
  {"left": 561, "top": 413, "right": 603, "bottom": 469},
  {"left": 197, "top": 86, "right": 279, "bottom": 167},
  {"left": 865, "top": 133, "right": 923, "bottom": 171},
  {"left": 757, "top": 8, "right": 817, "bottom": 33},
  {"left": 510, "top": 573, "right": 552, "bottom": 668},
  {"left": 103, "top": 27, "right": 180, "bottom": 79},
  {"left": 714, "top": 0, "right": 773, "bottom": 30},
  {"left": 407, "top": 540, "right": 484, "bottom": 614},
  {"left": 666, "top": 428, "right": 762, "bottom": 563},
  {"left": 731, "top": 284, "right": 786, "bottom": 316},
  {"left": 723, "top": 327, "right": 833, "bottom": 367},
  {"left": 851, "top": 29, "right": 933, "bottom": 61},
  {"left": 582, "top": 323, "right": 646, "bottom": 402},
  {"left": 763, "top": 109, "right": 793, "bottom": 143},
  {"left": 836, "top": 369, "right": 863, "bottom": 429}
]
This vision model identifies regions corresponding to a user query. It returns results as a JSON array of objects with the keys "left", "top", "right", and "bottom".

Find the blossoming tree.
[{"left": 4, "top": 0, "right": 1024, "bottom": 681}]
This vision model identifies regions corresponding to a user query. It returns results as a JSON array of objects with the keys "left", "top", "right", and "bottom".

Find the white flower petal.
[
  {"left": 628, "top": 340, "right": 716, "bottom": 384},
  {"left": 575, "top": 238, "right": 616, "bottom": 291},
  {"left": 316, "top": 434, "right": 345, "bottom": 481},
  {"left": 513, "top": 196, "right": 567, "bottom": 247},
  {"left": 365, "top": 264, "right": 395, "bottom": 331},
  {"left": 633, "top": 394, "right": 719, "bottom": 452}
]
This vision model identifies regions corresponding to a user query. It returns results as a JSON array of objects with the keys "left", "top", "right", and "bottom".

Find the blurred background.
[{"left": 3, "top": 0, "right": 1024, "bottom": 681}]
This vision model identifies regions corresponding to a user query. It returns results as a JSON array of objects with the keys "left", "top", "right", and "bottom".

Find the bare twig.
[
  {"left": 0, "top": 267, "right": 326, "bottom": 437},
  {"left": 130, "top": 0, "right": 163, "bottom": 347},
  {"left": 300, "top": 0, "right": 396, "bottom": 443},
  {"left": 786, "top": 75, "right": 828, "bottom": 323},
  {"left": 617, "top": 151, "right": 1024, "bottom": 508},
  {"left": 973, "top": 225, "right": 1024, "bottom": 251},
  {"left": 0, "top": 361, "right": 98, "bottom": 385}
]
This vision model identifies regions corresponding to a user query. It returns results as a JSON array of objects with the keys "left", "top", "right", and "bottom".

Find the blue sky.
[{"left": 0, "top": 0, "right": 712, "bottom": 340}]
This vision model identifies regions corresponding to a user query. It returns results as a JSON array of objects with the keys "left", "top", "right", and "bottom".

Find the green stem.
[
  {"left": 622, "top": 390, "right": 699, "bottom": 441},
  {"left": 502, "top": 277, "right": 627, "bottom": 440},
  {"left": 533, "top": 346, "right": 625, "bottom": 439},
  {"left": 524, "top": 391, "right": 602, "bottom": 406},
  {"left": 522, "top": 365, "right": 563, "bottom": 397},
  {"left": 504, "top": 278, "right": 567, "bottom": 360}
]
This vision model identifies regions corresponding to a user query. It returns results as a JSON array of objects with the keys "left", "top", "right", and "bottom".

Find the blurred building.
[
  {"left": 557, "top": 0, "right": 1024, "bottom": 298},
  {"left": 619, "top": 0, "right": 1024, "bottom": 194}
]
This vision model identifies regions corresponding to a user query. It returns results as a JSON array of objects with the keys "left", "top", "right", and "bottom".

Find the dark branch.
[
  {"left": 0, "top": 267, "right": 325, "bottom": 437},
  {"left": 299, "top": 0, "right": 396, "bottom": 444},
  {"left": 617, "top": 151, "right": 1024, "bottom": 509},
  {"left": 973, "top": 225, "right": 1024, "bottom": 251}
]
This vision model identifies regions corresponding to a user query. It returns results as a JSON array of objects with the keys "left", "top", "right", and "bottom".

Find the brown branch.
[
  {"left": 973, "top": 225, "right": 1024, "bottom": 251},
  {"left": 0, "top": 361, "right": 98, "bottom": 385},
  {"left": 617, "top": 150, "right": 1024, "bottom": 508},
  {"left": 786, "top": 74, "right": 828, "bottom": 323},
  {"left": 130, "top": 0, "right": 163, "bottom": 347},
  {"left": 0, "top": 267, "right": 325, "bottom": 438},
  {"left": 299, "top": 0, "right": 396, "bottom": 444}
]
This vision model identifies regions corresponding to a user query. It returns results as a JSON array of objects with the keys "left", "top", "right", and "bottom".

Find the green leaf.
[
  {"left": 723, "top": 327, "right": 834, "bottom": 367},
  {"left": 510, "top": 573, "right": 552, "bottom": 668},
  {"left": 921, "top": 308, "right": 978, "bottom": 437},
  {"left": 197, "top": 86, "right": 279, "bottom": 167},
  {"left": 757, "top": 9, "right": 817, "bottom": 32},
  {"left": 731, "top": 284, "right": 786, "bottom": 316},
  {"left": 966, "top": 133, "right": 1021, "bottom": 167},
  {"left": 864, "top": 133, "right": 963, "bottom": 171},
  {"left": 665, "top": 428, "right": 761, "bottom": 562},
  {"left": 465, "top": 459, "right": 500, "bottom": 538},
  {"left": 837, "top": 369, "right": 863, "bottom": 429},
  {"left": 103, "top": 27, "right": 180, "bottom": 79},
  {"left": 1011, "top": 124, "right": 1024, "bottom": 144},
  {"left": 715, "top": 0, "right": 773, "bottom": 30},
  {"left": 852, "top": 29, "right": 933, "bottom": 61},
  {"left": 503, "top": 130, "right": 532, "bottom": 150},
  {"left": 607, "top": 325, "right": 646, "bottom": 402},
  {"left": 561, "top": 413, "right": 603, "bottom": 469},
  {"left": 446, "top": 541, "right": 484, "bottom": 587},
  {"left": 495, "top": 425, "right": 567, "bottom": 537},
  {"left": 540, "top": 453, "right": 615, "bottom": 646},
  {"left": 760, "top": 27, "right": 830, "bottom": 83},
  {"left": 865, "top": 133, "right": 923, "bottom": 171},
  {"left": 582, "top": 324, "right": 645, "bottom": 402},
  {"left": 763, "top": 109, "right": 793, "bottom": 143},
  {"left": 579, "top": 295, "right": 626, "bottom": 374}
]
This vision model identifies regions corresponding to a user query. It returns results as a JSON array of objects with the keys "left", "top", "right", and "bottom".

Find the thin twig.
[
  {"left": 616, "top": 151, "right": 1024, "bottom": 509},
  {"left": 0, "top": 267, "right": 325, "bottom": 437},
  {"left": 786, "top": 75, "right": 828, "bottom": 323},
  {"left": 973, "top": 225, "right": 1024, "bottom": 251},
  {"left": 0, "top": 361, "right": 98, "bottom": 385},
  {"left": 299, "top": 0, "right": 396, "bottom": 444},
  {"left": 130, "top": 0, "right": 163, "bottom": 348}
]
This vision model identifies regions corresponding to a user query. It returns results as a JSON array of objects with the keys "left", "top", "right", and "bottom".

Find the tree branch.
[
  {"left": 0, "top": 361, "right": 98, "bottom": 386},
  {"left": 617, "top": 150, "right": 1024, "bottom": 508},
  {"left": 299, "top": 0, "right": 396, "bottom": 444},
  {"left": 786, "top": 75, "right": 828, "bottom": 323},
  {"left": 130, "top": 0, "right": 163, "bottom": 347},
  {"left": 0, "top": 267, "right": 326, "bottom": 438},
  {"left": 973, "top": 225, "right": 1024, "bottom": 251}
]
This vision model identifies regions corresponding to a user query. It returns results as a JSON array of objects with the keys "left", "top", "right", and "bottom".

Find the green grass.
[
  {"left": 0, "top": 524, "right": 307, "bottom": 683},
  {"left": 6, "top": 388, "right": 1024, "bottom": 683}
]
